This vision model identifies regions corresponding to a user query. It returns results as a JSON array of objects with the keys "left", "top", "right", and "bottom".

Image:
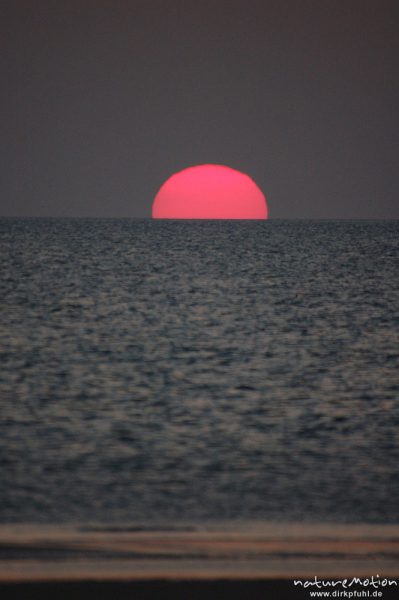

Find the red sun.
[{"left": 152, "top": 164, "right": 268, "bottom": 219}]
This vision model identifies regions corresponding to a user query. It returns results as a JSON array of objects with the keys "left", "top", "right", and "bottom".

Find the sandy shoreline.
[{"left": 1, "top": 523, "right": 398, "bottom": 597}]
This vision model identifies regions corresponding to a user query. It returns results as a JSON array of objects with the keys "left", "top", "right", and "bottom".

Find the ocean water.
[{"left": 0, "top": 218, "right": 398, "bottom": 526}]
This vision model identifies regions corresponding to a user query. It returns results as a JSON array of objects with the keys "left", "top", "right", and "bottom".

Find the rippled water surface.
[{"left": 1, "top": 218, "right": 398, "bottom": 524}]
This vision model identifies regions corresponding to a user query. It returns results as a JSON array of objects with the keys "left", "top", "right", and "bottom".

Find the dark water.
[{"left": 1, "top": 218, "right": 398, "bottom": 525}]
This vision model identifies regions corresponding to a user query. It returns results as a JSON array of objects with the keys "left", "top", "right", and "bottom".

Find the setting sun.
[{"left": 152, "top": 164, "right": 268, "bottom": 219}]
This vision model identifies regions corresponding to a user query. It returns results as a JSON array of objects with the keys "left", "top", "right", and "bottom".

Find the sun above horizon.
[{"left": 152, "top": 164, "right": 268, "bottom": 219}]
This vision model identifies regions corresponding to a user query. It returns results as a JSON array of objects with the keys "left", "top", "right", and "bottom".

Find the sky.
[{"left": 1, "top": 0, "right": 398, "bottom": 219}]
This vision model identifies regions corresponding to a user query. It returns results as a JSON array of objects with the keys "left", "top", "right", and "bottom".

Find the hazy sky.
[{"left": 1, "top": 1, "right": 398, "bottom": 218}]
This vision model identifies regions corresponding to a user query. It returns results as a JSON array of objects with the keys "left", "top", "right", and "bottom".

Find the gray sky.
[{"left": 1, "top": 0, "right": 398, "bottom": 218}]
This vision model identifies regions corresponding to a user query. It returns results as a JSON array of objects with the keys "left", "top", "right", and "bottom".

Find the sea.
[{"left": 0, "top": 218, "right": 398, "bottom": 580}]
